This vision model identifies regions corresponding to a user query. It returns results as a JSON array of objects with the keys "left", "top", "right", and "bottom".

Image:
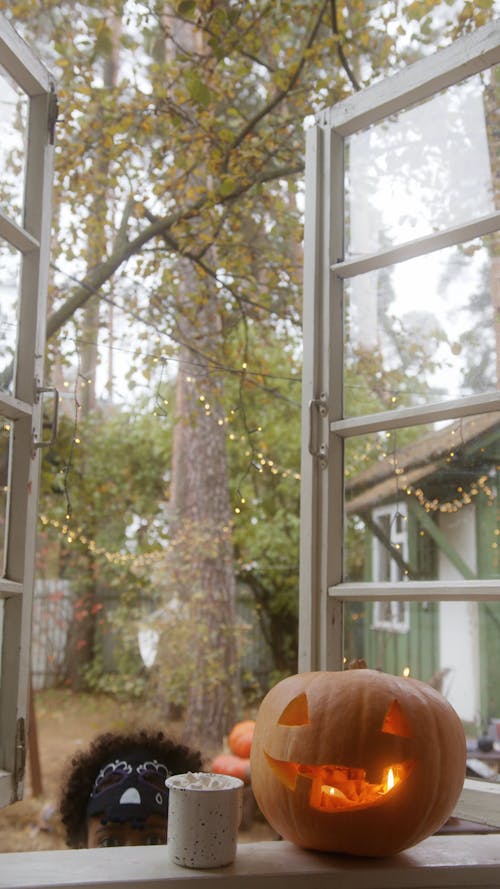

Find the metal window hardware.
[
  {"left": 33, "top": 384, "right": 59, "bottom": 450},
  {"left": 48, "top": 85, "right": 59, "bottom": 145},
  {"left": 308, "top": 392, "right": 328, "bottom": 468},
  {"left": 14, "top": 717, "right": 26, "bottom": 789}
]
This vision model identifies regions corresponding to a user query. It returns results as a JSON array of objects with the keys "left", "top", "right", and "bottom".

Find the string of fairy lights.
[
  {"left": 37, "top": 479, "right": 498, "bottom": 566},
  {"left": 1, "top": 386, "right": 497, "bottom": 571},
  {"left": 407, "top": 473, "right": 496, "bottom": 513},
  {"left": 1, "top": 280, "right": 498, "bottom": 568},
  {"left": 1, "top": 354, "right": 498, "bottom": 568},
  {"left": 30, "top": 396, "right": 498, "bottom": 569}
]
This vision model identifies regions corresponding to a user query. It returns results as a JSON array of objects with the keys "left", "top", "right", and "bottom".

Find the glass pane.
[
  {"left": 343, "top": 600, "right": 439, "bottom": 681},
  {"left": 0, "top": 241, "right": 20, "bottom": 395},
  {"left": 0, "top": 65, "right": 28, "bottom": 226},
  {"left": 343, "top": 411, "right": 500, "bottom": 763},
  {"left": 344, "top": 412, "right": 500, "bottom": 584},
  {"left": 0, "top": 418, "right": 11, "bottom": 577},
  {"left": 345, "top": 69, "right": 497, "bottom": 256},
  {"left": 343, "top": 597, "right": 500, "bottom": 762},
  {"left": 344, "top": 234, "right": 498, "bottom": 415}
]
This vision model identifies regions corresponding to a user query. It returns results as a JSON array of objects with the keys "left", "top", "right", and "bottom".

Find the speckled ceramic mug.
[{"left": 166, "top": 772, "right": 244, "bottom": 869}]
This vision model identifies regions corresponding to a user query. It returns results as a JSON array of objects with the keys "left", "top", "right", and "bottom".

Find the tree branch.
[
  {"left": 47, "top": 147, "right": 304, "bottom": 343},
  {"left": 224, "top": 0, "right": 330, "bottom": 161},
  {"left": 330, "top": 0, "right": 361, "bottom": 91}
]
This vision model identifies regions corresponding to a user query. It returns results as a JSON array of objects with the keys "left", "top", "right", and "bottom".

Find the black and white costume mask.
[{"left": 86, "top": 750, "right": 171, "bottom": 827}]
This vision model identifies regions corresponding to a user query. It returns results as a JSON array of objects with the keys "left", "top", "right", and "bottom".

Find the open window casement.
[
  {"left": 0, "top": 16, "right": 56, "bottom": 807},
  {"left": 299, "top": 19, "right": 500, "bottom": 829}
]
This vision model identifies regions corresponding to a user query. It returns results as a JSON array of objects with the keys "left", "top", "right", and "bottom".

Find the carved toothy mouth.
[{"left": 264, "top": 753, "right": 415, "bottom": 811}]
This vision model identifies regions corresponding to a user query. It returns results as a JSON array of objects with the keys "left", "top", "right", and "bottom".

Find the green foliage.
[
  {"left": 3, "top": 0, "right": 495, "bottom": 703},
  {"left": 38, "top": 403, "right": 173, "bottom": 687},
  {"left": 215, "top": 322, "right": 302, "bottom": 674},
  {"left": 82, "top": 649, "right": 147, "bottom": 699},
  {"left": 40, "top": 404, "right": 172, "bottom": 554}
]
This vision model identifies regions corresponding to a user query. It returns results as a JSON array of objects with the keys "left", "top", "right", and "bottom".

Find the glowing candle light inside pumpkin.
[
  {"left": 320, "top": 784, "right": 347, "bottom": 809},
  {"left": 386, "top": 768, "right": 395, "bottom": 792}
]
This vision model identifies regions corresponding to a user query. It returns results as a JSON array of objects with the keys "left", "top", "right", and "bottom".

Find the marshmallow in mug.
[{"left": 167, "top": 772, "right": 234, "bottom": 791}]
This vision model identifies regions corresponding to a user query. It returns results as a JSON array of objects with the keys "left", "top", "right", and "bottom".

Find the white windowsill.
[{"left": 1, "top": 836, "right": 499, "bottom": 889}]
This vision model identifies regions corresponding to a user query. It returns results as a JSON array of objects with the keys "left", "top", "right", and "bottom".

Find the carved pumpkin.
[{"left": 250, "top": 669, "right": 466, "bottom": 857}]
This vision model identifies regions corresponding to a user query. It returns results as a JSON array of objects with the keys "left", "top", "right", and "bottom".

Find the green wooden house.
[{"left": 345, "top": 412, "right": 500, "bottom": 732}]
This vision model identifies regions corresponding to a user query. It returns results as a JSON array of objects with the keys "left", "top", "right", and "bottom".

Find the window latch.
[{"left": 308, "top": 392, "right": 328, "bottom": 468}]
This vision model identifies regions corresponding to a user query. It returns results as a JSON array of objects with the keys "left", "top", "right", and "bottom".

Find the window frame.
[
  {"left": 299, "top": 19, "right": 500, "bottom": 824},
  {"left": 0, "top": 16, "right": 498, "bottom": 889},
  {"left": 0, "top": 14, "right": 55, "bottom": 808}
]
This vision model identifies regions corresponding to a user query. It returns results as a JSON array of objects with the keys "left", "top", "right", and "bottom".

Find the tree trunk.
[
  {"left": 168, "top": 260, "right": 240, "bottom": 754},
  {"left": 142, "top": 3, "right": 241, "bottom": 754},
  {"left": 65, "top": 550, "right": 98, "bottom": 690}
]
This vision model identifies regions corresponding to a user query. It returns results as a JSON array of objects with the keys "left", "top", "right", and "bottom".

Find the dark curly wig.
[{"left": 59, "top": 729, "right": 203, "bottom": 848}]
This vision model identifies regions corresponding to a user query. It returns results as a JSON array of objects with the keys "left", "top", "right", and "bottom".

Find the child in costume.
[{"left": 59, "top": 729, "right": 202, "bottom": 848}]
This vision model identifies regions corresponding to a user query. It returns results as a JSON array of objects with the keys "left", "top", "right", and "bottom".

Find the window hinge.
[
  {"left": 48, "top": 85, "right": 59, "bottom": 145},
  {"left": 14, "top": 717, "right": 26, "bottom": 789}
]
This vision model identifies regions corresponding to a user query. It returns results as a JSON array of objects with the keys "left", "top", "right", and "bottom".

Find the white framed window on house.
[
  {"left": 0, "top": 15, "right": 55, "bottom": 809},
  {"left": 372, "top": 599, "right": 409, "bottom": 634},
  {"left": 372, "top": 503, "right": 411, "bottom": 634},
  {"left": 299, "top": 18, "right": 500, "bottom": 828}
]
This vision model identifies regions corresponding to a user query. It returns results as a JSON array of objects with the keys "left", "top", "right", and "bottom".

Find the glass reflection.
[
  {"left": 343, "top": 405, "right": 500, "bottom": 741},
  {"left": 342, "top": 597, "right": 500, "bottom": 742},
  {"left": 343, "top": 409, "right": 500, "bottom": 733},
  {"left": 344, "top": 235, "right": 498, "bottom": 414},
  {"left": 343, "top": 599, "right": 439, "bottom": 682},
  {"left": 0, "top": 66, "right": 28, "bottom": 225},
  {"left": 344, "top": 412, "right": 500, "bottom": 585},
  {"left": 0, "top": 240, "right": 20, "bottom": 395},
  {"left": 345, "top": 70, "right": 497, "bottom": 255}
]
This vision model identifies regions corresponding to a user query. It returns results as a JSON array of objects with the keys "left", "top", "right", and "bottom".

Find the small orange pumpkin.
[
  {"left": 228, "top": 720, "right": 255, "bottom": 759},
  {"left": 250, "top": 669, "right": 466, "bottom": 857},
  {"left": 211, "top": 753, "right": 251, "bottom": 784}
]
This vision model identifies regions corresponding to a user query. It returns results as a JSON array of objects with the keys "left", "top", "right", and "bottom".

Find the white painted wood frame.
[
  {"left": 299, "top": 17, "right": 500, "bottom": 829},
  {"left": 1, "top": 835, "right": 500, "bottom": 889},
  {"left": 0, "top": 14, "right": 55, "bottom": 808}
]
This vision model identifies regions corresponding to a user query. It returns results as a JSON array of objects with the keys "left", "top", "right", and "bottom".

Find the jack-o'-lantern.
[{"left": 250, "top": 669, "right": 466, "bottom": 857}]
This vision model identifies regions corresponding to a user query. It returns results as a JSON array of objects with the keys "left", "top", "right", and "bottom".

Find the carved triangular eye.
[
  {"left": 278, "top": 693, "right": 310, "bottom": 725},
  {"left": 381, "top": 699, "right": 413, "bottom": 738}
]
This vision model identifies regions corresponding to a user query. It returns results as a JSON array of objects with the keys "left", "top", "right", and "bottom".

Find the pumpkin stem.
[{"left": 347, "top": 658, "right": 368, "bottom": 670}]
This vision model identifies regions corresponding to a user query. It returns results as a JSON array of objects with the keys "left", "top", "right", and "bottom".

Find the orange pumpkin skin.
[
  {"left": 250, "top": 670, "right": 466, "bottom": 857},
  {"left": 228, "top": 720, "right": 255, "bottom": 759},
  {"left": 211, "top": 753, "right": 251, "bottom": 784}
]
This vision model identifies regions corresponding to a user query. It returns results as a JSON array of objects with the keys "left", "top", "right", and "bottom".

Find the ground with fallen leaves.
[{"left": 0, "top": 689, "right": 274, "bottom": 853}]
